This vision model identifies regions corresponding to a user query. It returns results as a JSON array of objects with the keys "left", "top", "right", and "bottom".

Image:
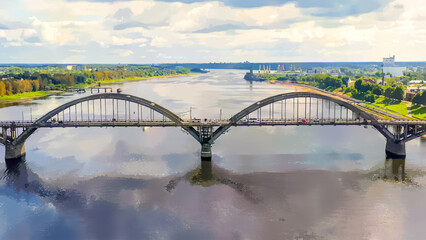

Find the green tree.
[
  {"left": 412, "top": 92, "right": 422, "bottom": 104},
  {"left": 354, "top": 79, "right": 363, "bottom": 91},
  {"left": 391, "top": 86, "right": 404, "bottom": 101},
  {"left": 365, "top": 93, "right": 376, "bottom": 103},
  {"left": 372, "top": 85, "right": 383, "bottom": 95},
  {"left": 384, "top": 87, "right": 393, "bottom": 98}
]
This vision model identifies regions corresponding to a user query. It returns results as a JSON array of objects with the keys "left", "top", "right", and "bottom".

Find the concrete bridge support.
[
  {"left": 385, "top": 139, "right": 406, "bottom": 159},
  {"left": 5, "top": 142, "right": 26, "bottom": 161},
  {"left": 201, "top": 143, "right": 212, "bottom": 161}
]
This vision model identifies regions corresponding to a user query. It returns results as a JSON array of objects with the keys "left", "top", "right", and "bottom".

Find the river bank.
[
  {"left": 0, "top": 73, "right": 198, "bottom": 102},
  {"left": 0, "top": 91, "right": 54, "bottom": 102}
]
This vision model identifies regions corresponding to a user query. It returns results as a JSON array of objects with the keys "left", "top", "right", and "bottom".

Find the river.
[{"left": 1, "top": 69, "right": 426, "bottom": 239}]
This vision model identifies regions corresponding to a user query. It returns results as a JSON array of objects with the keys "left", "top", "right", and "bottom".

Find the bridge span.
[{"left": 1, "top": 92, "right": 425, "bottom": 161}]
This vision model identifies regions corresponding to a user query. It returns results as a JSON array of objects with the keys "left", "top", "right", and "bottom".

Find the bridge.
[{"left": 1, "top": 92, "right": 425, "bottom": 161}]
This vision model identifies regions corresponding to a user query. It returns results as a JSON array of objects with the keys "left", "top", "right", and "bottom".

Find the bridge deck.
[{"left": 1, "top": 119, "right": 425, "bottom": 128}]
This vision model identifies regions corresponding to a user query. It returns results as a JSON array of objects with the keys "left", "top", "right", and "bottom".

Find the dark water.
[{"left": 1, "top": 70, "right": 426, "bottom": 240}]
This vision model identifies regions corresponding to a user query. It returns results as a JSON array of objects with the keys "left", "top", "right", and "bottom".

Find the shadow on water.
[
  {"left": 2, "top": 156, "right": 261, "bottom": 206},
  {"left": 365, "top": 157, "right": 424, "bottom": 185},
  {"left": 2, "top": 156, "right": 30, "bottom": 192},
  {"left": 166, "top": 160, "right": 261, "bottom": 203}
]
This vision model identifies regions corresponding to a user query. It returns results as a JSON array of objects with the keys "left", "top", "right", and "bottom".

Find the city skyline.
[{"left": 0, "top": 0, "right": 425, "bottom": 63}]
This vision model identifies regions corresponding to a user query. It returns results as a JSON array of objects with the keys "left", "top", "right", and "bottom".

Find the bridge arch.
[
  {"left": 15, "top": 93, "right": 200, "bottom": 144},
  {"left": 209, "top": 91, "right": 375, "bottom": 143},
  {"left": 35, "top": 93, "right": 183, "bottom": 124}
]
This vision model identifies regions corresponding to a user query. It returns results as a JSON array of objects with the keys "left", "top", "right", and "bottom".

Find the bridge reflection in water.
[
  {"left": 1, "top": 155, "right": 416, "bottom": 239},
  {"left": 1, "top": 92, "right": 425, "bottom": 161},
  {"left": 2, "top": 156, "right": 410, "bottom": 198}
]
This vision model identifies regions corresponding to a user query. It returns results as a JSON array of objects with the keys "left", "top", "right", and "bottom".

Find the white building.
[
  {"left": 408, "top": 80, "right": 424, "bottom": 85},
  {"left": 66, "top": 65, "right": 76, "bottom": 71},
  {"left": 383, "top": 55, "right": 395, "bottom": 66},
  {"left": 382, "top": 55, "right": 405, "bottom": 77},
  {"left": 383, "top": 66, "right": 405, "bottom": 77}
]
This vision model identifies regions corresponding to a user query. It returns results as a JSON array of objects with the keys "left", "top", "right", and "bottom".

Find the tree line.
[
  {"left": 0, "top": 80, "right": 41, "bottom": 96},
  {"left": 0, "top": 66, "right": 189, "bottom": 97}
]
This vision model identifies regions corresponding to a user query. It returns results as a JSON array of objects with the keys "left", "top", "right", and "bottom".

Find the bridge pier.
[
  {"left": 385, "top": 139, "right": 406, "bottom": 159},
  {"left": 201, "top": 143, "right": 212, "bottom": 161},
  {"left": 5, "top": 142, "right": 26, "bottom": 161}
]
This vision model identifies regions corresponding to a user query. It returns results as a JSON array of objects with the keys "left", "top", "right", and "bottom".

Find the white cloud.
[
  {"left": 0, "top": 0, "right": 425, "bottom": 62},
  {"left": 150, "top": 36, "right": 168, "bottom": 47},
  {"left": 69, "top": 49, "right": 86, "bottom": 53},
  {"left": 114, "top": 49, "right": 134, "bottom": 57},
  {"left": 112, "top": 36, "right": 148, "bottom": 46}
]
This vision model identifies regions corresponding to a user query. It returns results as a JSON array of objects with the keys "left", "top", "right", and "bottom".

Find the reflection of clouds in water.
[
  {"left": 212, "top": 153, "right": 365, "bottom": 173},
  {"left": 3, "top": 158, "right": 426, "bottom": 239},
  {"left": 36, "top": 128, "right": 112, "bottom": 160},
  {"left": 23, "top": 125, "right": 201, "bottom": 178},
  {"left": 312, "top": 181, "right": 406, "bottom": 240},
  {"left": 1, "top": 161, "right": 216, "bottom": 240},
  {"left": 214, "top": 125, "right": 386, "bottom": 171}
]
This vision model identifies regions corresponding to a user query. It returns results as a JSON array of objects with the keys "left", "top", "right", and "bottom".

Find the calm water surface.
[{"left": 1, "top": 70, "right": 426, "bottom": 240}]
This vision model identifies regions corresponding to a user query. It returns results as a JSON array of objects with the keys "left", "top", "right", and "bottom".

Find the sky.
[{"left": 0, "top": 0, "right": 425, "bottom": 63}]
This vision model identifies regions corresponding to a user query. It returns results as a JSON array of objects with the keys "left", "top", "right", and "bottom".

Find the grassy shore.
[
  {"left": 411, "top": 104, "right": 426, "bottom": 120},
  {"left": 0, "top": 91, "right": 51, "bottom": 101},
  {"left": 372, "top": 97, "right": 409, "bottom": 115},
  {"left": 369, "top": 97, "right": 426, "bottom": 120},
  {"left": 0, "top": 73, "right": 197, "bottom": 102}
]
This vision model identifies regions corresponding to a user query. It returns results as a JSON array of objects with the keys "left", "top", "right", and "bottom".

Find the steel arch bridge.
[{"left": 1, "top": 92, "right": 425, "bottom": 161}]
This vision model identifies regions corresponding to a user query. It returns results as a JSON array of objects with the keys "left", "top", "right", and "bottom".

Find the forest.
[{"left": 0, "top": 65, "right": 190, "bottom": 97}]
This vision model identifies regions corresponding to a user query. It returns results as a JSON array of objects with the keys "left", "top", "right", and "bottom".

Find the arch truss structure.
[
  {"left": 1, "top": 92, "right": 425, "bottom": 160},
  {"left": 0, "top": 93, "right": 200, "bottom": 158},
  {"left": 207, "top": 92, "right": 375, "bottom": 144}
]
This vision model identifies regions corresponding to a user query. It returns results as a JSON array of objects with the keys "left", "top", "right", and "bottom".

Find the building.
[
  {"left": 406, "top": 86, "right": 426, "bottom": 92},
  {"left": 383, "top": 66, "right": 405, "bottom": 77},
  {"left": 363, "top": 78, "right": 376, "bottom": 84},
  {"left": 66, "top": 65, "right": 76, "bottom": 71},
  {"left": 383, "top": 55, "right": 396, "bottom": 66},
  {"left": 382, "top": 55, "right": 405, "bottom": 77},
  {"left": 408, "top": 80, "right": 424, "bottom": 85}
]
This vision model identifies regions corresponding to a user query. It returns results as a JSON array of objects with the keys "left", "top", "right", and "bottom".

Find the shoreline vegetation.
[
  {"left": 0, "top": 66, "right": 195, "bottom": 102},
  {"left": 267, "top": 77, "right": 426, "bottom": 120},
  {"left": 0, "top": 91, "right": 51, "bottom": 101},
  {"left": 0, "top": 72, "right": 196, "bottom": 102}
]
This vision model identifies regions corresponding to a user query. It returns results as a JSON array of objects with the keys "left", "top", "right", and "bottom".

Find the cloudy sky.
[{"left": 0, "top": 0, "right": 425, "bottom": 63}]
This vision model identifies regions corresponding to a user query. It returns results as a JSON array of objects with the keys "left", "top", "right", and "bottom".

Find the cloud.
[
  {"left": 0, "top": 0, "right": 425, "bottom": 63},
  {"left": 24, "top": 36, "right": 41, "bottom": 43},
  {"left": 113, "top": 21, "right": 147, "bottom": 30},
  {"left": 194, "top": 24, "right": 254, "bottom": 33},
  {"left": 155, "top": 0, "right": 392, "bottom": 17},
  {"left": 114, "top": 49, "right": 134, "bottom": 57},
  {"left": 113, "top": 8, "right": 134, "bottom": 20},
  {"left": 112, "top": 36, "right": 148, "bottom": 45},
  {"left": 69, "top": 49, "right": 86, "bottom": 53}
]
